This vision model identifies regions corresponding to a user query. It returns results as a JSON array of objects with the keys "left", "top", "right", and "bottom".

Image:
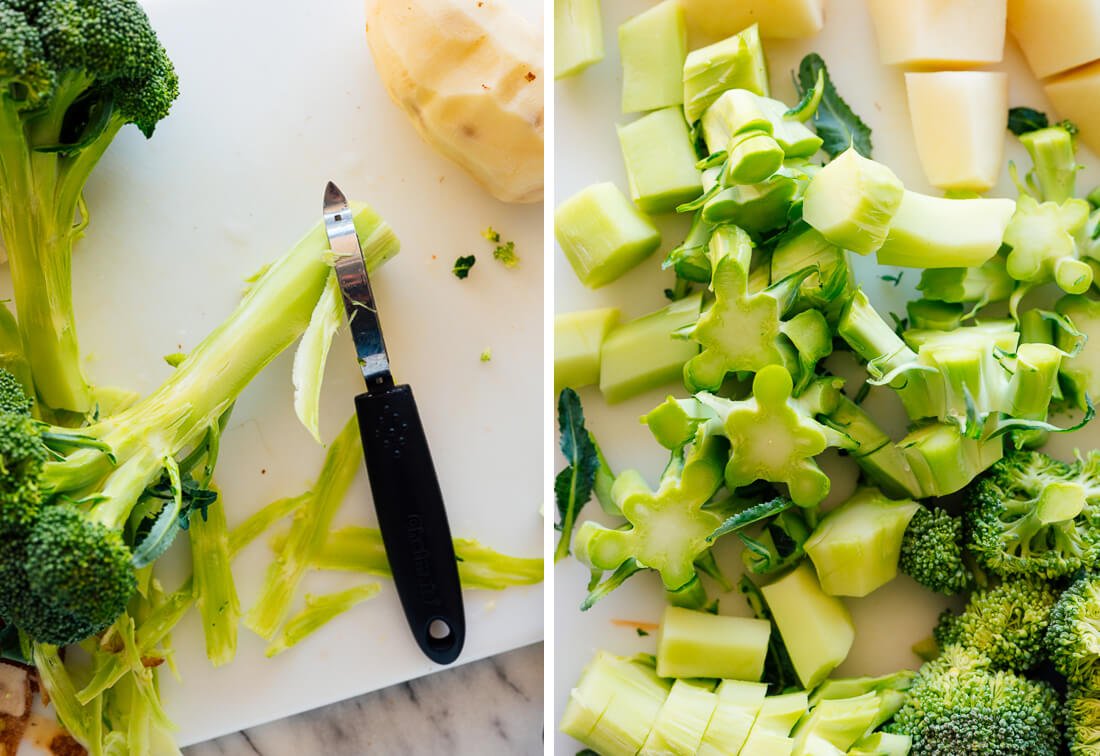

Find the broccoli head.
[
  {"left": 0, "top": 0, "right": 178, "bottom": 412},
  {"left": 887, "top": 645, "right": 1062, "bottom": 755},
  {"left": 934, "top": 577, "right": 1058, "bottom": 671},
  {"left": 966, "top": 449, "right": 1100, "bottom": 579},
  {"left": 1066, "top": 689, "right": 1100, "bottom": 756},
  {"left": 1045, "top": 572, "right": 1100, "bottom": 690},
  {"left": 899, "top": 505, "right": 974, "bottom": 595}
]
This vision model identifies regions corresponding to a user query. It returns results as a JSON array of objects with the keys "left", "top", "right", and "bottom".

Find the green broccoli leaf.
[
  {"left": 1007, "top": 107, "right": 1049, "bottom": 136},
  {"left": 555, "top": 388, "right": 600, "bottom": 561},
  {"left": 453, "top": 255, "right": 476, "bottom": 279},
  {"left": 795, "top": 53, "right": 872, "bottom": 159}
]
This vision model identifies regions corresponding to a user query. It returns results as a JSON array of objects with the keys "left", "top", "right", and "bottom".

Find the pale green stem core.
[{"left": 1036, "top": 481, "right": 1087, "bottom": 524}]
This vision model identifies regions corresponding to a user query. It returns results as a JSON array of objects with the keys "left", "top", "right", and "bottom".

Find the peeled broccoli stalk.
[
  {"left": 1046, "top": 572, "right": 1100, "bottom": 691},
  {"left": 0, "top": 0, "right": 178, "bottom": 413},
  {"left": 1064, "top": 689, "right": 1100, "bottom": 756},
  {"left": 898, "top": 505, "right": 974, "bottom": 596},
  {"left": 696, "top": 681, "right": 768, "bottom": 756},
  {"left": 655, "top": 605, "right": 770, "bottom": 680},
  {"left": 875, "top": 192, "right": 1016, "bottom": 269},
  {"left": 701, "top": 89, "right": 822, "bottom": 160},
  {"left": 760, "top": 563, "right": 855, "bottom": 688},
  {"left": 1056, "top": 293, "right": 1100, "bottom": 409},
  {"left": 906, "top": 299, "right": 964, "bottom": 331},
  {"left": 683, "top": 24, "right": 769, "bottom": 124},
  {"left": 245, "top": 416, "right": 361, "bottom": 640},
  {"left": 724, "top": 131, "right": 785, "bottom": 185},
  {"left": 771, "top": 227, "right": 853, "bottom": 321},
  {"left": 1, "top": 205, "right": 397, "bottom": 647},
  {"left": 848, "top": 732, "right": 912, "bottom": 756},
  {"left": 1004, "top": 195, "right": 1093, "bottom": 294},
  {"left": 555, "top": 0, "right": 604, "bottom": 78},
  {"left": 283, "top": 526, "right": 544, "bottom": 591},
  {"left": 804, "top": 487, "right": 920, "bottom": 598},
  {"left": 559, "top": 652, "right": 670, "bottom": 755},
  {"left": 1020, "top": 125, "right": 1079, "bottom": 204},
  {"left": 264, "top": 583, "right": 380, "bottom": 658},
  {"left": 188, "top": 491, "right": 239, "bottom": 668},
  {"left": 803, "top": 148, "right": 904, "bottom": 256},
  {"left": 644, "top": 680, "right": 718, "bottom": 754},
  {"left": 554, "top": 306, "right": 620, "bottom": 393},
  {"left": 740, "top": 690, "right": 810, "bottom": 755},
  {"left": 617, "top": 107, "right": 702, "bottom": 213},
  {"left": 683, "top": 225, "right": 831, "bottom": 393},
  {"left": 555, "top": 182, "right": 662, "bottom": 288},
  {"left": 966, "top": 449, "right": 1100, "bottom": 579},
  {"left": 702, "top": 169, "right": 803, "bottom": 232},
  {"left": 935, "top": 576, "right": 1057, "bottom": 671},
  {"left": 792, "top": 693, "right": 883, "bottom": 754},
  {"left": 698, "top": 366, "right": 848, "bottom": 507},
  {"left": 917, "top": 256, "right": 1015, "bottom": 306},
  {"left": 599, "top": 293, "right": 702, "bottom": 403},
  {"left": 618, "top": 0, "right": 686, "bottom": 113},
  {"left": 574, "top": 431, "right": 727, "bottom": 600},
  {"left": 887, "top": 646, "right": 1062, "bottom": 754}
]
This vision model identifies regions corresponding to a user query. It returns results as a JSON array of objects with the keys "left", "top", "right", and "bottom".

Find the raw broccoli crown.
[
  {"left": 1066, "top": 689, "right": 1100, "bottom": 756},
  {"left": 888, "top": 645, "right": 1062, "bottom": 755},
  {"left": 1046, "top": 572, "right": 1100, "bottom": 690},
  {"left": 0, "top": 371, "right": 44, "bottom": 535},
  {"left": 899, "top": 505, "right": 974, "bottom": 595},
  {"left": 934, "top": 576, "right": 1058, "bottom": 671},
  {"left": 0, "top": 370, "right": 32, "bottom": 416},
  {"left": 966, "top": 449, "right": 1100, "bottom": 579},
  {"left": 0, "top": 0, "right": 178, "bottom": 134}
]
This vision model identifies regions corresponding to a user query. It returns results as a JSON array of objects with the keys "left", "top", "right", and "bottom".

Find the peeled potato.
[
  {"left": 364, "top": 0, "right": 544, "bottom": 204},
  {"left": 1045, "top": 61, "right": 1100, "bottom": 154}
]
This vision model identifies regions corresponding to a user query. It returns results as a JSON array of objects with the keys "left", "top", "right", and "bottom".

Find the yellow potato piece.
[
  {"left": 1009, "top": 0, "right": 1100, "bottom": 79},
  {"left": 906, "top": 71, "right": 1007, "bottom": 192},
  {"left": 867, "top": 0, "right": 1006, "bottom": 68},
  {"left": 364, "top": 0, "right": 544, "bottom": 203},
  {"left": 679, "top": 0, "right": 824, "bottom": 41},
  {"left": 1045, "top": 61, "right": 1100, "bottom": 154}
]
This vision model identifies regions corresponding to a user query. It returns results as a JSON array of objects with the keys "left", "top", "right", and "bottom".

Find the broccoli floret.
[
  {"left": 0, "top": 0, "right": 178, "bottom": 412},
  {"left": 887, "top": 645, "right": 1061, "bottom": 755},
  {"left": 1045, "top": 572, "right": 1100, "bottom": 690},
  {"left": 933, "top": 577, "right": 1057, "bottom": 671},
  {"left": 898, "top": 505, "right": 974, "bottom": 595},
  {"left": 1065, "top": 688, "right": 1100, "bottom": 756},
  {"left": 0, "top": 205, "right": 399, "bottom": 646},
  {"left": 966, "top": 449, "right": 1100, "bottom": 579}
]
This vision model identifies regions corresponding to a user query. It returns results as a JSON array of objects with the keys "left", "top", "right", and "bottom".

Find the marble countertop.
[{"left": 183, "top": 643, "right": 543, "bottom": 755}]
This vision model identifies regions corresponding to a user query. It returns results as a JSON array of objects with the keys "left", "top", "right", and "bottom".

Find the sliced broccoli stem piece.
[
  {"left": 663, "top": 210, "right": 715, "bottom": 283},
  {"left": 770, "top": 226, "right": 854, "bottom": 321},
  {"left": 1037, "top": 481, "right": 1088, "bottom": 524},
  {"left": 642, "top": 396, "right": 704, "bottom": 451},
  {"left": 1004, "top": 195, "right": 1092, "bottom": 294},
  {"left": 876, "top": 191, "right": 1016, "bottom": 269},
  {"left": 906, "top": 299, "right": 965, "bottom": 331},
  {"left": 655, "top": 605, "right": 770, "bottom": 681},
  {"left": 618, "top": 107, "right": 702, "bottom": 213},
  {"left": 803, "top": 147, "right": 904, "bottom": 256},
  {"left": 701, "top": 170, "right": 802, "bottom": 232},
  {"left": 644, "top": 680, "right": 718, "bottom": 754},
  {"left": 554, "top": 306, "right": 620, "bottom": 394},
  {"left": 697, "top": 681, "right": 768, "bottom": 756},
  {"left": 619, "top": 0, "right": 686, "bottom": 113},
  {"left": 1020, "top": 125, "right": 1079, "bottom": 203},
  {"left": 917, "top": 255, "right": 1015, "bottom": 306},
  {"left": 554, "top": 0, "right": 604, "bottom": 78},
  {"left": 1056, "top": 293, "right": 1100, "bottom": 409},
  {"left": 682, "top": 24, "right": 769, "bottom": 124},
  {"left": 723, "top": 131, "right": 784, "bottom": 185}
]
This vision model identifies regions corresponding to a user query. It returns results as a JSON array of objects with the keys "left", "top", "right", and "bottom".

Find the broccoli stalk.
[
  {"left": 0, "top": 0, "right": 179, "bottom": 413},
  {"left": 0, "top": 204, "right": 398, "bottom": 646}
]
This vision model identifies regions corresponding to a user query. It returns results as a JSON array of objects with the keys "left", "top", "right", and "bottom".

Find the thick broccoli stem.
[
  {"left": 43, "top": 205, "right": 397, "bottom": 505},
  {"left": 0, "top": 73, "right": 127, "bottom": 413},
  {"left": 245, "top": 415, "right": 361, "bottom": 640},
  {"left": 189, "top": 490, "right": 239, "bottom": 668}
]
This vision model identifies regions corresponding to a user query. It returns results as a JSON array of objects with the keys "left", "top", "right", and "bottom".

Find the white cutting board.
[
  {"left": 554, "top": 0, "right": 1100, "bottom": 752},
  {"left": 3, "top": 0, "right": 544, "bottom": 748}
]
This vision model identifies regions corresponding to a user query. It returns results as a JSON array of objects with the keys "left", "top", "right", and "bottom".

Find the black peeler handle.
[{"left": 354, "top": 384, "right": 466, "bottom": 665}]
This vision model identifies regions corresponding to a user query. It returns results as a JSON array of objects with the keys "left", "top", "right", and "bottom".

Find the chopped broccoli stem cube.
[
  {"left": 752, "top": 690, "right": 811, "bottom": 735},
  {"left": 555, "top": 182, "right": 662, "bottom": 288},
  {"left": 656, "top": 605, "right": 771, "bottom": 680},
  {"left": 804, "top": 487, "right": 920, "bottom": 598},
  {"left": 644, "top": 680, "right": 719, "bottom": 754},
  {"left": 803, "top": 148, "right": 904, "bottom": 256},
  {"left": 701, "top": 89, "right": 822, "bottom": 159},
  {"left": 1003, "top": 195, "right": 1092, "bottom": 292},
  {"left": 917, "top": 256, "right": 1015, "bottom": 305},
  {"left": 697, "top": 681, "right": 769, "bottom": 756},
  {"left": 683, "top": 24, "right": 770, "bottom": 124},
  {"left": 617, "top": 107, "right": 703, "bottom": 213},
  {"left": 555, "top": 0, "right": 604, "bottom": 78},
  {"left": 724, "top": 131, "right": 785, "bottom": 184},
  {"left": 554, "top": 307, "right": 621, "bottom": 393},
  {"left": 760, "top": 563, "right": 854, "bottom": 688},
  {"left": 619, "top": 0, "right": 687, "bottom": 113},
  {"left": 560, "top": 652, "right": 670, "bottom": 754},
  {"left": 642, "top": 396, "right": 704, "bottom": 451},
  {"left": 876, "top": 192, "right": 1016, "bottom": 269},
  {"left": 599, "top": 293, "right": 702, "bottom": 403},
  {"left": 792, "top": 693, "right": 883, "bottom": 753},
  {"left": 1020, "top": 126, "right": 1079, "bottom": 203}
]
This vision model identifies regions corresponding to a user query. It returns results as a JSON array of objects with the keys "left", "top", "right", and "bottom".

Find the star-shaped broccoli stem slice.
[
  {"left": 1004, "top": 195, "right": 1092, "bottom": 294},
  {"left": 574, "top": 433, "right": 728, "bottom": 594},
  {"left": 699, "top": 365, "right": 848, "bottom": 506},
  {"left": 684, "top": 225, "right": 831, "bottom": 394}
]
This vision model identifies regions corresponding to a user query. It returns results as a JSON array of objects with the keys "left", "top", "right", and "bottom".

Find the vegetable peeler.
[{"left": 322, "top": 181, "right": 465, "bottom": 665}]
